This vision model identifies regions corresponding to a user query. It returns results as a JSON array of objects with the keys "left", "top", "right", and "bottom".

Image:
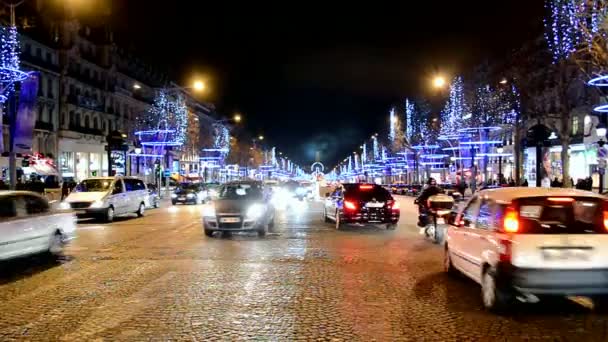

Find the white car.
[
  {"left": 0, "top": 191, "right": 76, "bottom": 260},
  {"left": 60, "top": 176, "right": 147, "bottom": 222},
  {"left": 445, "top": 187, "right": 608, "bottom": 312}
]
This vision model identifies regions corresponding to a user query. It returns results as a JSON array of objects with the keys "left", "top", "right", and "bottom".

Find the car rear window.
[
  {"left": 496, "top": 196, "right": 607, "bottom": 234},
  {"left": 344, "top": 185, "right": 391, "bottom": 201}
]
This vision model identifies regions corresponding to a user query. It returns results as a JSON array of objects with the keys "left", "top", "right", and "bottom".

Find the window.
[
  {"left": 461, "top": 196, "right": 480, "bottom": 227},
  {"left": 45, "top": 52, "right": 52, "bottom": 63},
  {"left": 0, "top": 196, "right": 16, "bottom": 219},
  {"left": 124, "top": 179, "right": 145, "bottom": 192},
  {"left": 476, "top": 200, "right": 494, "bottom": 230},
  {"left": 47, "top": 79, "right": 53, "bottom": 98},
  {"left": 75, "top": 113, "right": 81, "bottom": 126},
  {"left": 84, "top": 116, "right": 90, "bottom": 128},
  {"left": 37, "top": 105, "right": 43, "bottom": 121},
  {"left": 572, "top": 116, "right": 579, "bottom": 136},
  {"left": 93, "top": 117, "right": 98, "bottom": 130},
  {"left": 23, "top": 195, "right": 49, "bottom": 215},
  {"left": 24, "top": 43, "right": 31, "bottom": 55},
  {"left": 36, "top": 47, "right": 42, "bottom": 58},
  {"left": 136, "top": 180, "right": 146, "bottom": 191},
  {"left": 113, "top": 180, "right": 124, "bottom": 194}
]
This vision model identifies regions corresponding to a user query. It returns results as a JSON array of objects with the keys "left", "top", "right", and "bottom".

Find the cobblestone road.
[{"left": 1, "top": 197, "right": 608, "bottom": 341}]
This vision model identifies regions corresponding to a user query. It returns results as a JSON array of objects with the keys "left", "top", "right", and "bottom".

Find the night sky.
[{"left": 112, "top": 1, "right": 545, "bottom": 168}]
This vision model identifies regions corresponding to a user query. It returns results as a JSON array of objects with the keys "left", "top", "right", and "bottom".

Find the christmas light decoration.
[
  {"left": 0, "top": 25, "right": 27, "bottom": 103},
  {"left": 440, "top": 76, "right": 468, "bottom": 136},
  {"left": 372, "top": 136, "right": 379, "bottom": 160},
  {"left": 389, "top": 107, "right": 396, "bottom": 142},
  {"left": 405, "top": 98, "right": 415, "bottom": 141}
]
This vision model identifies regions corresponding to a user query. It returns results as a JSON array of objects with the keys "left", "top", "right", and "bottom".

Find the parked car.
[
  {"left": 390, "top": 183, "right": 407, "bottom": 195},
  {"left": 202, "top": 181, "right": 275, "bottom": 237},
  {"left": 59, "top": 176, "right": 147, "bottom": 222},
  {"left": 407, "top": 184, "right": 422, "bottom": 197},
  {"left": 171, "top": 183, "right": 206, "bottom": 205},
  {"left": 446, "top": 187, "right": 608, "bottom": 312},
  {"left": 324, "top": 183, "right": 400, "bottom": 230},
  {"left": 0, "top": 191, "right": 76, "bottom": 260}
]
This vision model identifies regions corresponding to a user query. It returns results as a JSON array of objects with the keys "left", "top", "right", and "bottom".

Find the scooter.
[{"left": 416, "top": 194, "right": 454, "bottom": 244}]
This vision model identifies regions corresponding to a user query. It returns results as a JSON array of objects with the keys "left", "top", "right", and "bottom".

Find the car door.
[
  {"left": 111, "top": 179, "right": 127, "bottom": 214},
  {"left": 452, "top": 195, "right": 481, "bottom": 278},
  {"left": 465, "top": 198, "right": 497, "bottom": 282},
  {"left": 18, "top": 194, "right": 53, "bottom": 254},
  {"left": 0, "top": 195, "right": 20, "bottom": 259},
  {"left": 327, "top": 189, "right": 342, "bottom": 218}
]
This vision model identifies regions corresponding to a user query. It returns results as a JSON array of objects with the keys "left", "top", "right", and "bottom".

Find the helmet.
[{"left": 427, "top": 177, "right": 436, "bottom": 185}]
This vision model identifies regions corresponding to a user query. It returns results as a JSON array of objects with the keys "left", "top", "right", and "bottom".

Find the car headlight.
[
  {"left": 90, "top": 199, "right": 105, "bottom": 208},
  {"left": 246, "top": 203, "right": 265, "bottom": 219},
  {"left": 171, "top": 193, "right": 178, "bottom": 198},
  {"left": 202, "top": 205, "right": 216, "bottom": 217},
  {"left": 59, "top": 202, "right": 70, "bottom": 210},
  {"left": 186, "top": 193, "right": 195, "bottom": 198}
]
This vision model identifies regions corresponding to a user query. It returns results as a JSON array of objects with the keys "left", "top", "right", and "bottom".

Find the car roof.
[{"left": 478, "top": 187, "right": 605, "bottom": 203}]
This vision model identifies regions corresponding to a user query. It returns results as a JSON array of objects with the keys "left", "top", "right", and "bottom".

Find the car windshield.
[
  {"left": 177, "top": 183, "right": 200, "bottom": 191},
  {"left": 218, "top": 184, "right": 263, "bottom": 200},
  {"left": 73, "top": 179, "right": 112, "bottom": 192}
]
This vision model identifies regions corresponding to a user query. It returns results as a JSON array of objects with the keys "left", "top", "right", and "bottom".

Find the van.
[{"left": 59, "top": 176, "right": 147, "bottom": 222}]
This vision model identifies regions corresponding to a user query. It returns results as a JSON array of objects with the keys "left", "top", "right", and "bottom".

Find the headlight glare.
[
  {"left": 186, "top": 193, "right": 195, "bottom": 198},
  {"left": 59, "top": 202, "right": 70, "bottom": 210},
  {"left": 171, "top": 194, "right": 177, "bottom": 198},
  {"left": 90, "top": 199, "right": 105, "bottom": 208},
  {"left": 247, "top": 204, "right": 265, "bottom": 219}
]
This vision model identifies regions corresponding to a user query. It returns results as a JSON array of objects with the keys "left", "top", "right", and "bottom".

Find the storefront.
[
  {"left": 58, "top": 138, "right": 107, "bottom": 181},
  {"left": 523, "top": 144, "right": 596, "bottom": 186}
]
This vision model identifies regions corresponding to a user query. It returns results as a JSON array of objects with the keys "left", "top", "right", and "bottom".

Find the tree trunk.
[{"left": 561, "top": 136, "right": 570, "bottom": 188}]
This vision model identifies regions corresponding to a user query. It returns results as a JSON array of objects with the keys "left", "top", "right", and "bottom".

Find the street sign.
[
  {"left": 163, "top": 170, "right": 171, "bottom": 177},
  {"left": 599, "top": 147, "right": 608, "bottom": 159}
]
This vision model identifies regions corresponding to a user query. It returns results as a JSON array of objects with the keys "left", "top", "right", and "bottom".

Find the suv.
[
  {"left": 60, "top": 176, "right": 147, "bottom": 222},
  {"left": 324, "top": 183, "right": 400, "bottom": 230},
  {"left": 445, "top": 187, "right": 608, "bottom": 312}
]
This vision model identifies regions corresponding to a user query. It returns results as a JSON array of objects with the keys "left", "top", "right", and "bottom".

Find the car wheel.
[
  {"left": 257, "top": 225, "right": 267, "bottom": 237},
  {"left": 204, "top": 229, "right": 214, "bottom": 237},
  {"left": 153, "top": 199, "right": 159, "bottom": 208},
  {"left": 172, "top": 200, "right": 177, "bottom": 205},
  {"left": 335, "top": 210, "right": 342, "bottom": 230},
  {"left": 268, "top": 218, "right": 275, "bottom": 230},
  {"left": 386, "top": 223, "right": 397, "bottom": 230},
  {"left": 444, "top": 247, "right": 459, "bottom": 277},
  {"left": 136, "top": 203, "right": 145, "bottom": 217},
  {"left": 105, "top": 206, "right": 114, "bottom": 223},
  {"left": 48, "top": 231, "right": 64, "bottom": 255},
  {"left": 481, "top": 267, "right": 513, "bottom": 312}
]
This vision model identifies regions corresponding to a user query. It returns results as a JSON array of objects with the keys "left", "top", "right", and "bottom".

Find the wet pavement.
[{"left": 1, "top": 197, "right": 608, "bottom": 341}]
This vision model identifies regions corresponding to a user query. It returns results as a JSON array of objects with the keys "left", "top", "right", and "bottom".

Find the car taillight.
[
  {"left": 386, "top": 200, "right": 399, "bottom": 210},
  {"left": 392, "top": 201, "right": 400, "bottom": 210},
  {"left": 344, "top": 200, "right": 357, "bottom": 211},
  {"left": 499, "top": 238, "right": 512, "bottom": 263},
  {"left": 503, "top": 206, "right": 519, "bottom": 233},
  {"left": 359, "top": 184, "right": 374, "bottom": 190},
  {"left": 603, "top": 202, "right": 608, "bottom": 232}
]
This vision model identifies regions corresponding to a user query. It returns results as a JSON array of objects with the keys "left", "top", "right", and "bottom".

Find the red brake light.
[
  {"left": 392, "top": 201, "right": 400, "bottom": 210},
  {"left": 547, "top": 197, "right": 574, "bottom": 202},
  {"left": 503, "top": 206, "right": 519, "bottom": 233},
  {"left": 359, "top": 184, "right": 374, "bottom": 190},
  {"left": 344, "top": 200, "right": 357, "bottom": 210},
  {"left": 603, "top": 210, "right": 608, "bottom": 232}
]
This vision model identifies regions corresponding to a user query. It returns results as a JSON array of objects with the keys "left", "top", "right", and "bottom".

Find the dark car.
[
  {"left": 171, "top": 183, "right": 205, "bottom": 205},
  {"left": 323, "top": 183, "right": 400, "bottom": 230},
  {"left": 390, "top": 184, "right": 407, "bottom": 195},
  {"left": 202, "top": 181, "right": 275, "bottom": 237},
  {"left": 407, "top": 184, "right": 422, "bottom": 197}
]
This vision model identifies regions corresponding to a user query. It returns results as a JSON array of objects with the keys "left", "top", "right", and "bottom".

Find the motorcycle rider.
[{"left": 415, "top": 177, "right": 442, "bottom": 227}]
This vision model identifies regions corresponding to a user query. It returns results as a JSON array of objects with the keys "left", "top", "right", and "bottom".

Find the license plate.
[
  {"left": 541, "top": 248, "right": 590, "bottom": 261},
  {"left": 220, "top": 217, "right": 241, "bottom": 223},
  {"left": 75, "top": 209, "right": 86, "bottom": 214},
  {"left": 366, "top": 202, "right": 384, "bottom": 208},
  {"left": 436, "top": 217, "right": 445, "bottom": 224},
  {"left": 178, "top": 197, "right": 185, "bottom": 200}
]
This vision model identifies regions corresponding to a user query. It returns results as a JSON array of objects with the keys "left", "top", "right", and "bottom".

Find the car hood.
[
  {"left": 214, "top": 199, "right": 262, "bottom": 214},
  {"left": 65, "top": 191, "right": 107, "bottom": 202}
]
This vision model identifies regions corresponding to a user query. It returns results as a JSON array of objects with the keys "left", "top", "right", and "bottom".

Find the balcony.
[
  {"left": 21, "top": 52, "right": 60, "bottom": 73},
  {"left": 67, "top": 94, "right": 104, "bottom": 112},
  {"left": 68, "top": 124, "right": 103, "bottom": 136},
  {"left": 35, "top": 121, "right": 54, "bottom": 131},
  {"left": 67, "top": 68, "right": 106, "bottom": 90}
]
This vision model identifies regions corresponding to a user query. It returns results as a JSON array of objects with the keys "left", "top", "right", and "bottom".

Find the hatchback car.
[
  {"left": 202, "top": 181, "right": 275, "bottom": 237},
  {"left": 172, "top": 183, "right": 206, "bottom": 205},
  {"left": 445, "top": 187, "right": 608, "bottom": 312},
  {"left": 324, "top": 183, "right": 400, "bottom": 230},
  {"left": 0, "top": 191, "right": 76, "bottom": 260}
]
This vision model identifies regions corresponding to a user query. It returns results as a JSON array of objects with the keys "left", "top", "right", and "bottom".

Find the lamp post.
[
  {"left": 497, "top": 146, "right": 504, "bottom": 184},
  {"left": 134, "top": 145, "right": 142, "bottom": 176},
  {"left": 597, "top": 125, "right": 607, "bottom": 193}
]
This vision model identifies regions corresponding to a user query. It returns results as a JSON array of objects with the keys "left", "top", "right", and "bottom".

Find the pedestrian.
[
  {"left": 522, "top": 178, "right": 528, "bottom": 187},
  {"left": 61, "top": 181, "right": 69, "bottom": 201}
]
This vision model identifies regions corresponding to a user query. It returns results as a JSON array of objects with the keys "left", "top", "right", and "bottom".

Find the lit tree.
[
  {"left": 389, "top": 106, "right": 406, "bottom": 152},
  {"left": 440, "top": 76, "right": 469, "bottom": 136},
  {"left": 405, "top": 98, "right": 433, "bottom": 144}
]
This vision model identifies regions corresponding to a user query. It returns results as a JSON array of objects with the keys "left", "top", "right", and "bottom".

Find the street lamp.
[
  {"left": 597, "top": 124, "right": 607, "bottom": 193},
  {"left": 433, "top": 75, "right": 446, "bottom": 89},
  {"left": 258, "top": 135, "right": 264, "bottom": 141},
  {"left": 233, "top": 113, "right": 242, "bottom": 123},
  {"left": 193, "top": 80, "right": 205, "bottom": 92},
  {"left": 497, "top": 146, "right": 504, "bottom": 184}
]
